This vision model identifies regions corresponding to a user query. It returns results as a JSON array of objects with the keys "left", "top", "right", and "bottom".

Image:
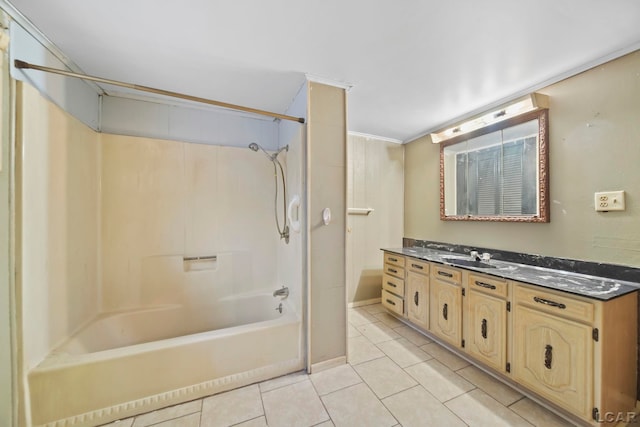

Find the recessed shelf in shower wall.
[{"left": 183, "top": 255, "right": 218, "bottom": 272}]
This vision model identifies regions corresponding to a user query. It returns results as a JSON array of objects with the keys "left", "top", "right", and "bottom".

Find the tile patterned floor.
[{"left": 103, "top": 304, "right": 573, "bottom": 427}]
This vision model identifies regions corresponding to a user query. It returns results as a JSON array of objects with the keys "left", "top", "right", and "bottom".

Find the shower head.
[{"left": 248, "top": 142, "right": 273, "bottom": 160}]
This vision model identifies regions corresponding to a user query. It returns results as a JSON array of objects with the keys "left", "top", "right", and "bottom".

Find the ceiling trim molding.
[
  {"left": 348, "top": 131, "right": 403, "bottom": 144},
  {"left": 305, "top": 73, "right": 353, "bottom": 91},
  {"left": 405, "top": 40, "right": 640, "bottom": 144},
  {"left": 0, "top": 0, "right": 103, "bottom": 94}
]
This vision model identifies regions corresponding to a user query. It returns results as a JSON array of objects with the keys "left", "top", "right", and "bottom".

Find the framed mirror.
[{"left": 440, "top": 109, "right": 549, "bottom": 222}]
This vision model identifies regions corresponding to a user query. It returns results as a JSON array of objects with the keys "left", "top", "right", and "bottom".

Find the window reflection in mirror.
[{"left": 440, "top": 109, "right": 549, "bottom": 222}]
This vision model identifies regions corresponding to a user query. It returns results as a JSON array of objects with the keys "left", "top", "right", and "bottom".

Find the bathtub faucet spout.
[{"left": 273, "top": 286, "right": 289, "bottom": 299}]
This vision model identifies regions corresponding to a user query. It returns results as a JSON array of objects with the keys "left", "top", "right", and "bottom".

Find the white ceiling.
[{"left": 5, "top": 0, "right": 640, "bottom": 142}]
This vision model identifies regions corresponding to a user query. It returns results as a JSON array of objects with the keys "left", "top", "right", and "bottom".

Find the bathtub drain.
[{"left": 275, "top": 303, "right": 283, "bottom": 314}]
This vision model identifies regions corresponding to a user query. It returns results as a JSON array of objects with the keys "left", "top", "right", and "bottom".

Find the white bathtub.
[{"left": 28, "top": 293, "right": 302, "bottom": 427}]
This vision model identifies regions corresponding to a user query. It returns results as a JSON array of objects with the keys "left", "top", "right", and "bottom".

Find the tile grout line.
[
  {"left": 354, "top": 306, "right": 528, "bottom": 426},
  {"left": 357, "top": 305, "right": 557, "bottom": 426},
  {"left": 339, "top": 353, "right": 401, "bottom": 426},
  {"left": 133, "top": 401, "right": 203, "bottom": 427},
  {"left": 307, "top": 373, "right": 335, "bottom": 427},
  {"left": 258, "top": 381, "right": 269, "bottom": 426},
  {"left": 197, "top": 399, "right": 204, "bottom": 427},
  {"left": 354, "top": 333, "right": 485, "bottom": 421},
  {"left": 444, "top": 387, "right": 535, "bottom": 427},
  {"left": 228, "top": 415, "right": 266, "bottom": 427},
  {"left": 507, "top": 395, "right": 527, "bottom": 407}
]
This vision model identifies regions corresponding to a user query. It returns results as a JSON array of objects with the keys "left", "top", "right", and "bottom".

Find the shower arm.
[{"left": 14, "top": 60, "right": 306, "bottom": 124}]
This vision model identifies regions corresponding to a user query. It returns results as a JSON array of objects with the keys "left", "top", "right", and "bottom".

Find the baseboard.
[
  {"left": 348, "top": 298, "right": 381, "bottom": 308},
  {"left": 309, "top": 356, "right": 346, "bottom": 374}
]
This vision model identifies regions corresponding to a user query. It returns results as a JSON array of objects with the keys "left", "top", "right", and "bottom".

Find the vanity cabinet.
[
  {"left": 512, "top": 283, "right": 637, "bottom": 423},
  {"left": 380, "top": 250, "right": 638, "bottom": 425},
  {"left": 466, "top": 273, "right": 508, "bottom": 372},
  {"left": 406, "top": 259, "right": 430, "bottom": 329},
  {"left": 430, "top": 265, "right": 463, "bottom": 348},
  {"left": 382, "top": 252, "right": 405, "bottom": 316}
]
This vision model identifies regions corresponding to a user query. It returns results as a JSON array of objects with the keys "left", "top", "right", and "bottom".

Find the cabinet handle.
[
  {"left": 533, "top": 296, "right": 566, "bottom": 310},
  {"left": 389, "top": 268, "right": 398, "bottom": 274},
  {"left": 481, "top": 318, "right": 488, "bottom": 339},
  {"left": 438, "top": 271, "right": 453, "bottom": 278},
  {"left": 442, "top": 303, "right": 448, "bottom": 320},
  {"left": 414, "top": 291, "right": 419, "bottom": 306},
  {"left": 474, "top": 280, "right": 496, "bottom": 290},
  {"left": 386, "top": 281, "right": 397, "bottom": 288},
  {"left": 386, "top": 299, "right": 396, "bottom": 306},
  {"left": 544, "top": 344, "right": 553, "bottom": 369},
  {"left": 389, "top": 257, "right": 398, "bottom": 262},
  {"left": 411, "top": 263, "right": 424, "bottom": 270}
]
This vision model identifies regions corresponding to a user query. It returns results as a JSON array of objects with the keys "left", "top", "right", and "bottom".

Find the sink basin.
[{"left": 443, "top": 257, "right": 497, "bottom": 269}]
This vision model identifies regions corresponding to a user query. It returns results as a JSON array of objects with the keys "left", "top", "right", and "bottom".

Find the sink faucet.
[{"left": 273, "top": 286, "right": 289, "bottom": 298}]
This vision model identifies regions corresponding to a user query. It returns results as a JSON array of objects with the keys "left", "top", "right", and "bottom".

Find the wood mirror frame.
[{"left": 440, "top": 108, "right": 549, "bottom": 222}]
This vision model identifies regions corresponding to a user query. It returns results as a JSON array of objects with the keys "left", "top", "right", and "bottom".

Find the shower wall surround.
[
  {"left": 18, "top": 82, "right": 100, "bottom": 370},
  {"left": 101, "top": 135, "right": 279, "bottom": 310}
]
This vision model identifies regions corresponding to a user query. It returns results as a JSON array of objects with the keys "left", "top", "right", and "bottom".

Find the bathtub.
[{"left": 28, "top": 292, "right": 302, "bottom": 427}]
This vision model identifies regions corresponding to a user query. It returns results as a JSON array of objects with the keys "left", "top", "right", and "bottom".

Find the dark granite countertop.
[{"left": 382, "top": 247, "right": 640, "bottom": 301}]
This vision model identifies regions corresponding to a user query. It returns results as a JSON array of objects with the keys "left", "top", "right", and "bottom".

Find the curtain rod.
[{"left": 14, "top": 59, "right": 306, "bottom": 124}]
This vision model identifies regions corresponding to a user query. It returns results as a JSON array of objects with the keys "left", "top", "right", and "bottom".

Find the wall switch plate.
[{"left": 594, "top": 190, "right": 625, "bottom": 212}]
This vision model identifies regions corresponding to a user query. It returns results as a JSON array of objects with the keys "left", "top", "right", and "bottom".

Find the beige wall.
[
  {"left": 405, "top": 50, "right": 640, "bottom": 267},
  {"left": 100, "top": 135, "right": 279, "bottom": 310},
  {"left": 308, "top": 81, "right": 347, "bottom": 368},
  {"left": 17, "top": 82, "right": 100, "bottom": 370},
  {"left": 347, "top": 135, "right": 404, "bottom": 304}
]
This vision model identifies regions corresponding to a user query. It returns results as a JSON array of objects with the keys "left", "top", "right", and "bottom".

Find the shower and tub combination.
[{"left": 27, "top": 141, "right": 304, "bottom": 427}]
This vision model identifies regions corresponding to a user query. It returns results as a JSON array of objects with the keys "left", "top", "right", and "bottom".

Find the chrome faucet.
[{"left": 273, "top": 286, "right": 289, "bottom": 298}]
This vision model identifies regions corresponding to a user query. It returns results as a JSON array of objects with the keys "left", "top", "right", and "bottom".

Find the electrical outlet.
[{"left": 594, "top": 191, "right": 625, "bottom": 212}]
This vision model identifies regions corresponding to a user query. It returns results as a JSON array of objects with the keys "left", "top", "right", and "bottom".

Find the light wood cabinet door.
[
  {"left": 513, "top": 305, "right": 593, "bottom": 419},
  {"left": 467, "top": 290, "right": 507, "bottom": 372},
  {"left": 430, "top": 278, "right": 462, "bottom": 347},
  {"left": 407, "top": 270, "right": 429, "bottom": 330}
]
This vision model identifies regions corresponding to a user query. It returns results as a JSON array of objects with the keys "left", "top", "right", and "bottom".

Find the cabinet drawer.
[
  {"left": 407, "top": 258, "right": 429, "bottom": 275},
  {"left": 384, "top": 263, "right": 405, "bottom": 279},
  {"left": 384, "top": 252, "right": 405, "bottom": 267},
  {"left": 514, "top": 284, "right": 594, "bottom": 323},
  {"left": 468, "top": 273, "right": 508, "bottom": 298},
  {"left": 432, "top": 264, "right": 462, "bottom": 284},
  {"left": 382, "top": 290, "right": 403, "bottom": 316},
  {"left": 383, "top": 274, "right": 405, "bottom": 296}
]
